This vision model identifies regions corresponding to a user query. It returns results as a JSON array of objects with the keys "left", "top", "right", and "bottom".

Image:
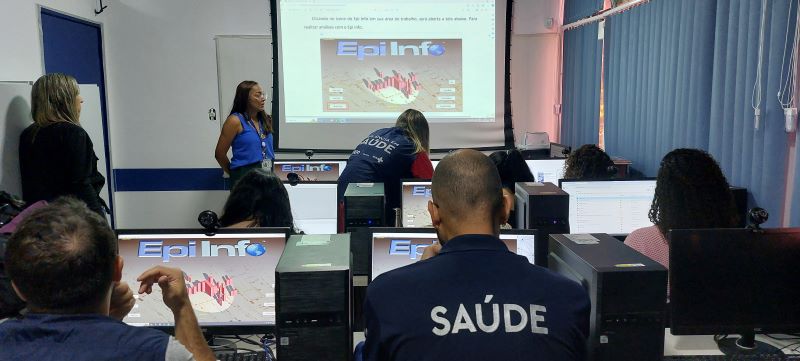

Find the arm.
[
  {"left": 64, "top": 128, "right": 106, "bottom": 215},
  {"left": 138, "top": 266, "right": 215, "bottom": 361},
  {"left": 214, "top": 115, "right": 242, "bottom": 175},
  {"left": 410, "top": 152, "right": 434, "bottom": 179}
]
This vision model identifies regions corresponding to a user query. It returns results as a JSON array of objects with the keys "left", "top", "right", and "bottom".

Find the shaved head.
[{"left": 430, "top": 149, "right": 506, "bottom": 234}]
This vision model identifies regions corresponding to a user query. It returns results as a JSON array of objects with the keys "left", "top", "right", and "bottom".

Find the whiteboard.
[
  {"left": 215, "top": 35, "right": 273, "bottom": 126},
  {"left": 0, "top": 82, "right": 33, "bottom": 197}
]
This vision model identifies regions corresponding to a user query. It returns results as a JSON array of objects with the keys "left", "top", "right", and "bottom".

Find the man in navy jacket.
[
  {"left": 0, "top": 198, "right": 215, "bottom": 361},
  {"left": 363, "top": 149, "right": 591, "bottom": 361}
]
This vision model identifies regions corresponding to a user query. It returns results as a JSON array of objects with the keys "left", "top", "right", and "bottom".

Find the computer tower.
[
  {"left": 347, "top": 228, "right": 371, "bottom": 332},
  {"left": 344, "top": 183, "right": 385, "bottom": 228},
  {"left": 515, "top": 182, "right": 569, "bottom": 266},
  {"left": 548, "top": 233, "right": 667, "bottom": 361},
  {"left": 276, "top": 234, "right": 352, "bottom": 361}
]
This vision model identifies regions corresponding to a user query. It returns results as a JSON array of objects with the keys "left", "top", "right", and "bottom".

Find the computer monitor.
[
  {"left": 118, "top": 228, "right": 290, "bottom": 335},
  {"left": 525, "top": 158, "right": 566, "bottom": 184},
  {"left": 669, "top": 228, "right": 800, "bottom": 355},
  {"left": 559, "top": 179, "right": 656, "bottom": 234},
  {"left": 284, "top": 181, "right": 338, "bottom": 234},
  {"left": 400, "top": 180, "right": 432, "bottom": 228},
  {"left": 370, "top": 228, "right": 537, "bottom": 280},
  {"left": 273, "top": 160, "right": 346, "bottom": 182}
]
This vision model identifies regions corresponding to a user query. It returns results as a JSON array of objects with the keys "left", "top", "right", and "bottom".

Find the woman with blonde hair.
[
  {"left": 19, "top": 73, "right": 107, "bottom": 216},
  {"left": 337, "top": 109, "right": 434, "bottom": 227}
]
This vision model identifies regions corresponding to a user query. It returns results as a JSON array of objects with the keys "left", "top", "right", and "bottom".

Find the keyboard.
[
  {"left": 214, "top": 350, "right": 268, "bottom": 361},
  {"left": 665, "top": 356, "right": 798, "bottom": 360}
]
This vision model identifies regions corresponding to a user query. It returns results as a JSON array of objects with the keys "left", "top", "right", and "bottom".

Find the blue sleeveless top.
[{"left": 230, "top": 113, "right": 274, "bottom": 169}]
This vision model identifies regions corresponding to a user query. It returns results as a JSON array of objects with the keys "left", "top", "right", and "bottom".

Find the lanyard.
[{"left": 247, "top": 115, "right": 269, "bottom": 161}]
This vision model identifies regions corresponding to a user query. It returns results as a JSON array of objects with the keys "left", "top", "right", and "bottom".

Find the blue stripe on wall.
[{"left": 114, "top": 168, "right": 230, "bottom": 192}]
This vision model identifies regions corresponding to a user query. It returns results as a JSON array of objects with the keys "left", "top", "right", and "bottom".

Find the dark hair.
[
  {"left": 5, "top": 197, "right": 117, "bottom": 313},
  {"left": 563, "top": 144, "right": 616, "bottom": 180},
  {"left": 489, "top": 149, "right": 535, "bottom": 191},
  {"left": 395, "top": 109, "right": 430, "bottom": 153},
  {"left": 432, "top": 149, "right": 505, "bottom": 224},
  {"left": 219, "top": 169, "right": 297, "bottom": 232},
  {"left": 230, "top": 80, "right": 272, "bottom": 133},
  {"left": 649, "top": 148, "right": 739, "bottom": 235}
]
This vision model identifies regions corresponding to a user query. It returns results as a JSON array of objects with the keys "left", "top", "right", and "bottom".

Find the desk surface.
[
  {"left": 665, "top": 329, "right": 800, "bottom": 356},
  {"left": 354, "top": 331, "right": 800, "bottom": 356}
]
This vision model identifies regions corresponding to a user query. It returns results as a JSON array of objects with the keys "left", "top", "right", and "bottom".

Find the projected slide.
[
  {"left": 320, "top": 39, "right": 462, "bottom": 113},
  {"left": 119, "top": 233, "right": 285, "bottom": 327},
  {"left": 276, "top": 0, "right": 509, "bottom": 150}
]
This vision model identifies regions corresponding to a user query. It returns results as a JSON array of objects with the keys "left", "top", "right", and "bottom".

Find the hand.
[
  {"left": 137, "top": 266, "right": 190, "bottom": 311},
  {"left": 420, "top": 242, "right": 442, "bottom": 261},
  {"left": 108, "top": 281, "right": 135, "bottom": 320}
]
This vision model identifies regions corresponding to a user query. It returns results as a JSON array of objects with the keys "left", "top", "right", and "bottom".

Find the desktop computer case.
[
  {"left": 515, "top": 182, "right": 570, "bottom": 266},
  {"left": 276, "top": 234, "right": 353, "bottom": 361},
  {"left": 549, "top": 233, "right": 667, "bottom": 361}
]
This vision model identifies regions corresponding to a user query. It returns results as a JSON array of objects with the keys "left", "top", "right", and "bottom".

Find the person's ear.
[
  {"left": 113, "top": 256, "right": 124, "bottom": 283},
  {"left": 428, "top": 200, "right": 441, "bottom": 228},
  {"left": 10, "top": 281, "right": 27, "bottom": 302},
  {"left": 501, "top": 191, "right": 513, "bottom": 225}
]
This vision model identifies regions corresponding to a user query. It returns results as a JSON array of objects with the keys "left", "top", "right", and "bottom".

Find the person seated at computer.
[
  {"left": 562, "top": 144, "right": 616, "bottom": 180},
  {"left": 625, "top": 148, "right": 739, "bottom": 270},
  {"left": 362, "top": 149, "right": 590, "bottom": 361},
  {"left": 0, "top": 198, "right": 215, "bottom": 361},
  {"left": 219, "top": 168, "right": 299, "bottom": 232},
  {"left": 337, "top": 109, "right": 434, "bottom": 227},
  {"left": 489, "top": 149, "right": 535, "bottom": 228}
]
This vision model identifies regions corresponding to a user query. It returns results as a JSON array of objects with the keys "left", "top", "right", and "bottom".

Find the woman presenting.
[
  {"left": 19, "top": 73, "right": 107, "bottom": 216},
  {"left": 215, "top": 81, "right": 275, "bottom": 186}
]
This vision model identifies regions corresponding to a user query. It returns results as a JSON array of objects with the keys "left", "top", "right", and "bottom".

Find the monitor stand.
[{"left": 716, "top": 332, "right": 783, "bottom": 356}]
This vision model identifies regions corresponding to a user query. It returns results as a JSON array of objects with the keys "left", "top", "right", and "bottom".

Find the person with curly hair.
[
  {"left": 562, "top": 144, "right": 616, "bottom": 180},
  {"left": 624, "top": 148, "right": 739, "bottom": 270}
]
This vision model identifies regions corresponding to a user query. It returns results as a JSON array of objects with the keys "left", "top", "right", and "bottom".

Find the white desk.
[{"left": 664, "top": 329, "right": 800, "bottom": 355}]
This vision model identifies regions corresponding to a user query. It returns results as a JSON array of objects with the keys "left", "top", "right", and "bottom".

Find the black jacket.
[{"left": 19, "top": 122, "right": 106, "bottom": 216}]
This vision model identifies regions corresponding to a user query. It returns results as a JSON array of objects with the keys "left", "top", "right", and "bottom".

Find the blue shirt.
[
  {"left": 337, "top": 127, "right": 418, "bottom": 215},
  {"left": 363, "top": 234, "right": 591, "bottom": 361},
  {"left": 0, "top": 313, "right": 170, "bottom": 361},
  {"left": 230, "top": 113, "right": 274, "bottom": 169}
]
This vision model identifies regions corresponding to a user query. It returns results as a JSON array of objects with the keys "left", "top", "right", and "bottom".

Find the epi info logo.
[
  {"left": 337, "top": 40, "right": 446, "bottom": 60},
  {"left": 389, "top": 239, "right": 436, "bottom": 260},
  {"left": 138, "top": 240, "right": 266, "bottom": 262},
  {"left": 411, "top": 185, "right": 432, "bottom": 197},
  {"left": 280, "top": 164, "right": 333, "bottom": 172}
]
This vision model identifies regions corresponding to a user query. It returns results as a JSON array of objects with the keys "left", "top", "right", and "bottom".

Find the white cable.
[
  {"left": 778, "top": 0, "right": 796, "bottom": 108},
  {"left": 753, "top": 0, "right": 768, "bottom": 129}
]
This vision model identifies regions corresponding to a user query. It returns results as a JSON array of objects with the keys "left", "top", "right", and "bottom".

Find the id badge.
[{"left": 261, "top": 158, "right": 273, "bottom": 171}]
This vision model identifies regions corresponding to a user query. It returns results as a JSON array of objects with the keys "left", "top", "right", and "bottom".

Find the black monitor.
[
  {"left": 399, "top": 180, "right": 432, "bottom": 228},
  {"left": 117, "top": 228, "right": 290, "bottom": 335},
  {"left": 669, "top": 228, "right": 800, "bottom": 355},
  {"left": 369, "top": 228, "right": 538, "bottom": 281},
  {"left": 559, "top": 178, "right": 656, "bottom": 235}
]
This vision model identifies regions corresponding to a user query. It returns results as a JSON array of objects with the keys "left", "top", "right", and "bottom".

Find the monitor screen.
[
  {"left": 669, "top": 228, "right": 800, "bottom": 336},
  {"left": 525, "top": 159, "right": 566, "bottom": 184},
  {"left": 370, "top": 228, "right": 536, "bottom": 280},
  {"left": 400, "top": 181, "right": 432, "bottom": 228},
  {"left": 284, "top": 182, "right": 338, "bottom": 234},
  {"left": 560, "top": 179, "right": 656, "bottom": 234},
  {"left": 118, "top": 229, "right": 288, "bottom": 331},
  {"left": 273, "top": 160, "right": 346, "bottom": 182}
]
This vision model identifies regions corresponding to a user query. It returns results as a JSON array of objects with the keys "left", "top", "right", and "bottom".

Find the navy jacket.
[
  {"left": 337, "top": 127, "right": 418, "bottom": 215},
  {"left": 363, "top": 234, "right": 591, "bottom": 361},
  {"left": 0, "top": 313, "right": 169, "bottom": 361}
]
